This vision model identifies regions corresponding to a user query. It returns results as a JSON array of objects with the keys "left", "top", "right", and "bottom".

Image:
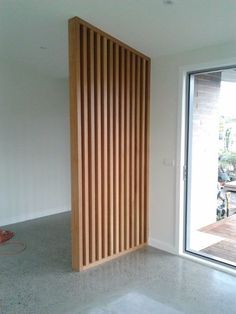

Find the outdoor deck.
[{"left": 199, "top": 215, "right": 236, "bottom": 265}]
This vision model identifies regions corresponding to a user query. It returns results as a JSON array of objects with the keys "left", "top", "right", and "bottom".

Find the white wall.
[
  {"left": 2, "top": 39, "right": 236, "bottom": 252},
  {"left": 149, "top": 41, "right": 236, "bottom": 254},
  {"left": 0, "top": 60, "right": 70, "bottom": 226}
]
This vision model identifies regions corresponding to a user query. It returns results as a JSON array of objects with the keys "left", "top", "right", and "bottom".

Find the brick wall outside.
[{"left": 189, "top": 72, "right": 221, "bottom": 231}]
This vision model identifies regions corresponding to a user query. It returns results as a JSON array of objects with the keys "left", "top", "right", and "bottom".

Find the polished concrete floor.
[{"left": 0, "top": 212, "right": 236, "bottom": 314}]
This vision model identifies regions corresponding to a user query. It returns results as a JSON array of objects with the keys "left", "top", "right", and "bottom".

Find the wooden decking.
[{"left": 199, "top": 215, "right": 236, "bottom": 265}]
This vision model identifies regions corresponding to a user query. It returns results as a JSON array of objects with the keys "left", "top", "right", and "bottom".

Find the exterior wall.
[{"left": 189, "top": 73, "right": 221, "bottom": 231}]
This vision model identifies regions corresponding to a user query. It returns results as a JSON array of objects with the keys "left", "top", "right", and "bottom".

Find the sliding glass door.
[{"left": 185, "top": 66, "right": 236, "bottom": 268}]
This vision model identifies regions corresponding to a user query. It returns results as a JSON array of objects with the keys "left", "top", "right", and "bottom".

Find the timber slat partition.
[{"left": 69, "top": 17, "right": 151, "bottom": 271}]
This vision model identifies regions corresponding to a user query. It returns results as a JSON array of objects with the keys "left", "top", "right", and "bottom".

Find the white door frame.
[{"left": 175, "top": 57, "right": 236, "bottom": 276}]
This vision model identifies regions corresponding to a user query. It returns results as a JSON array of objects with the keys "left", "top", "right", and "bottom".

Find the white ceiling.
[{"left": 1, "top": 0, "right": 236, "bottom": 78}]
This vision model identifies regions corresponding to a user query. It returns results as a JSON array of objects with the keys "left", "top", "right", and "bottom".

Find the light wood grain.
[
  {"left": 135, "top": 56, "right": 141, "bottom": 246},
  {"left": 145, "top": 60, "right": 151, "bottom": 242},
  {"left": 88, "top": 29, "right": 96, "bottom": 263},
  {"left": 70, "top": 17, "right": 150, "bottom": 61},
  {"left": 69, "top": 17, "right": 150, "bottom": 271},
  {"left": 108, "top": 40, "right": 114, "bottom": 256},
  {"left": 114, "top": 42, "right": 120, "bottom": 254},
  {"left": 130, "top": 53, "right": 136, "bottom": 249},
  {"left": 125, "top": 50, "right": 130, "bottom": 250},
  {"left": 119, "top": 47, "right": 125, "bottom": 252},
  {"left": 102, "top": 36, "right": 108, "bottom": 259},
  {"left": 69, "top": 19, "right": 83, "bottom": 271},
  {"left": 81, "top": 25, "right": 90, "bottom": 266},
  {"left": 140, "top": 59, "right": 146, "bottom": 244},
  {"left": 95, "top": 33, "right": 102, "bottom": 260}
]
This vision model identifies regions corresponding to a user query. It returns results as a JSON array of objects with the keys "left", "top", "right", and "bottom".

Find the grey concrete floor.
[{"left": 0, "top": 212, "right": 236, "bottom": 314}]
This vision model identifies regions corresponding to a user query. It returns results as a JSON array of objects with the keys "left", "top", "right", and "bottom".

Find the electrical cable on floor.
[
  {"left": 0, "top": 241, "right": 26, "bottom": 256},
  {"left": 0, "top": 228, "right": 26, "bottom": 256}
]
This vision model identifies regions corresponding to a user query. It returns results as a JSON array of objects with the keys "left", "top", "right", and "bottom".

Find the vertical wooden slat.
[
  {"left": 108, "top": 41, "right": 114, "bottom": 256},
  {"left": 69, "top": 17, "right": 150, "bottom": 271},
  {"left": 144, "top": 60, "right": 151, "bottom": 243},
  {"left": 95, "top": 33, "right": 102, "bottom": 260},
  {"left": 125, "top": 50, "right": 130, "bottom": 250},
  {"left": 88, "top": 29, "right": 96, "bottom": 262},
  {"left": 135, "top": 56, "right": 141, "bottom": 246},
  {"left": 119, "top": 47, "right": 125, "bottom": 252},
  {"left": 130, "top": 53, "right": 136, "bottom": 248},
  {"left": 140, "top": 59, "right": 146, "bottom": 244},
  {"left": 69, "top": 19, "right": 83, "bottom": 271},
  {"left": 102, "top": 36, "right": 108, "bottom": 258},
  {"left": 81, "top": 25, "right": 90, "bottom": 266},
  {"left": 114, "top": 43, "right": 120, "bottom": 254}
]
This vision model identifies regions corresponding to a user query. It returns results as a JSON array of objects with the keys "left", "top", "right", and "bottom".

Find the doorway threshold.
[{"left": 180, "top": 251, "right": 236, "bottom": 277}]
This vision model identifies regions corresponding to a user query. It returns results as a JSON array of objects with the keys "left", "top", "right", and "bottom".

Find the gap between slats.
[
  {"left": 113, "top": 43, "right": 120, "bottom": 255},
  {"left": 94, "top": 32, "right": 102, "bottom": 262},
  {"left": 108, "top": 40, "right": 114, "bottom": 256},
  {"left": 134, "top": 56, "right": 141, "bottom": 247},
  {"left": 130, "top": 53, "right": 136, "bottom": 249},
  {"left": 101, "top": 37, "right": 108, "bottom": 259},
  {"left": 70, "top": 18, "right": 150, "bottom": 270}
]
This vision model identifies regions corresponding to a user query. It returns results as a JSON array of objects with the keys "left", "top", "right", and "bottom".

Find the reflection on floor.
[
  {"left": 199, "top": 215, "right": 236, "bottom": 265},
  {"left": 88, "top": 292, "right": 182, "bottom": 314},
  {"left": 1, "top": 212, "right": 236, "bottom": 314}
]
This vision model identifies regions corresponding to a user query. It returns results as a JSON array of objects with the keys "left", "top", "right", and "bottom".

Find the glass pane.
[{"left": 186, "top": 68, "right": 236, "bottom": 268}]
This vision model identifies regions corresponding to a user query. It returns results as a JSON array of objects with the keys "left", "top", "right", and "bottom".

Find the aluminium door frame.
[{"left": 184, "top": 64, "right": 236, "bottom": 269}]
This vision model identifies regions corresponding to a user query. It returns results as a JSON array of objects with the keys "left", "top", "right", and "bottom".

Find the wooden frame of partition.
[{"left": 68, "top": 16, "right": 151, "bottom": 271}]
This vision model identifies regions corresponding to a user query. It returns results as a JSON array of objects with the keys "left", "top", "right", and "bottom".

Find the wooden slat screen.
[{"left": 69, "top": 17, "right": 150, "bottom": 271}]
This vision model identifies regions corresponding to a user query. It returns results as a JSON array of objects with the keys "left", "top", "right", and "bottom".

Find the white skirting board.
[
  {"left": 149, "top": 237, "right": 177, "bottom": 255},
  {"left": 1, "top": 208, "right": 70, "bottom": 227}
]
